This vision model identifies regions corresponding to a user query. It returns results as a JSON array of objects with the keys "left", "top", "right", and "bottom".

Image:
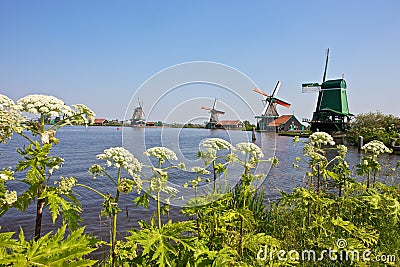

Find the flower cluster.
[
  {"left": 17, "top": 94, "right": 73, "bottom": 117},
  {"left": 55, "top": 177, "right": 77, "bottom": 194},
  {"left": 191, "top": 166, "right": 210, "bottom": 175},
  {"left": 144, "top": 147, "right": 177, "bottom": 161},
  {"left": 292, "top": 135, "right": 300, "bottom": 144},
  {"left": 2, "top": 190, "right": 17, "bottom": 205},
  {"left": 200, "top": 138, "right": 233, "bottom": 151},
  {"left": 308, "top": 132, "right": 335, "bottom": 146},
  {"left": 361, "top": 140, "right": 392, "bottom": 156},
  {"left": 41, "top": 130, "right": 57, "bottom": 144},
  {"left": 184, "top": 167, "right": 211, "bottom": 188},
  {"left": 235, "top": 142, "right": 264, "bottom": 162},
  {"left": 0, "top": 168, "right": 14, "bottom": 181},
  {"left": 88, "top": 164, "right": 105, "bottom": 178},
  {"left": 337, "top": 144, "right": 348, "bottom": 158},
  {"left": 303, "top": 143, "right": 326, "bottom": 161},
  {"left": 118, "top": 178, "right": 134, "bottom": 193},
  {"left": 97, "top": 147, "right": 142, "bottom": 175},
  {"left": 0, "top": 94, "right": 16, "bottom": 110},
  {"left": 198, "top": 138, "right": 233, "bottom": 163},
  {"left": 71, "top": 104, "right": 96, "bottom": 124},
  {"left": 0, "top": 95, "right": 24, "bottom": 143}
]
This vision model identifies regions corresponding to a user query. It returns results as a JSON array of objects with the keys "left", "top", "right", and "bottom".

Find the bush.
[{"left": 347, "top": 112, "right": 400, "bottom": 146}]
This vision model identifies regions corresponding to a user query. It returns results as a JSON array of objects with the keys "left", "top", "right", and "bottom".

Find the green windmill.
[{"left": 302, "top": 49, "right": 353, "bottom": 133}]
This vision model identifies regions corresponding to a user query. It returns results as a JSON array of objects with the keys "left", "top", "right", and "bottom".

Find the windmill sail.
[
  {"left": 302, "top": 83, "right": 321, "bottom": 93},
  {"left": 201, "top": 98, "right": 225, "bottom": 129}
]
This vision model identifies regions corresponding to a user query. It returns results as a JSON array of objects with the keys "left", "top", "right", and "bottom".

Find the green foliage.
[
  {"left": 120, "top": 219, "right": 196, "bottom": 267},
  {"left": 243, "top": 120, "right": 256, "bottom": 131},
  {"left": 0, "top": 225, "right": 97, "bottom": 266},
  {"left": 347, "top": 112, "right": 400, "bottom": 146}
]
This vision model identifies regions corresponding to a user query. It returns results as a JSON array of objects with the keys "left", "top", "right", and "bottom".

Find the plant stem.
[
  {"left": 317, "top": 164, "right": 320, "bottom": 194},
  {"left": 157, "top": 191, "right": 161, "bottom": 229},
  {"left": 76, "top": 184, "right": 106, "bottom": 198},
  {"left": 40, "top": 114, "right": 45, "bottom": 132},
  {"left": 34, "top": 183, "right": 45, "bottom": 241},
  {"left": 213, "top": 160, "right": 216, "bottom": 193},
  {"left": 157, "top": 159, "right": 162, "bottom": 230},
  {"left": 111, "top": 168, "right": 121, "bottom": 267}
]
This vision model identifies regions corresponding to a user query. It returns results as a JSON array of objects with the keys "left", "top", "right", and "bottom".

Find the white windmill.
[
  {"left": 201, "top": 98, "right": 225, "bottom": 129},
  {"left": 253, "top": 81, "right": 291, "bottom": 130}
]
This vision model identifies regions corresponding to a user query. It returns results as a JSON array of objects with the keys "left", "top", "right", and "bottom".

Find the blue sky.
[{"left": 1, "top": 1, "right": 399, "bottom": 123}]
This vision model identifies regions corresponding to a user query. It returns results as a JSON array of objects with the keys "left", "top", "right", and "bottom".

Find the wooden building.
[
  {"left": 267, "top": 115, "right": 303, "bottom": 132},
  {"left": 215, "top": 120, "right": 245, "bottom": 129},
  {"left": 93, "top": 118, "right": 109, "bottom": 126}
]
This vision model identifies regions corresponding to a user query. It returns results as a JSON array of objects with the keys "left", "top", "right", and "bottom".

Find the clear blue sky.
[{"left": 1, "top": 1, "right": 399, "bottom": 123}]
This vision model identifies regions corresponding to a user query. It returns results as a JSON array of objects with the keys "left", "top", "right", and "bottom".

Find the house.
[
  {"left": 267, "top": 115, "right": 303, "bottom": 132},
  {"left": 215, "top": 120, "right": 245, "bottom": 129},
  {"left": 93, "top": 118, "right": 109, "bottom": 126}
]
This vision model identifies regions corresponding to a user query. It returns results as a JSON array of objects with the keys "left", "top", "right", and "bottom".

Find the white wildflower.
[
  {"left": 144, "top": 147, "right": 177, "bottom": 161},
  {"left": 361, "top": 140, "right": 392, "bottom": 155},
  {"left": 118, "top": 178, "right": 133, "bottom": 193},
  {"left": 55, "top": 177, "right": 77, "bottom": 194},
  {"left": 198, "top": 138, "right": 232, "bottom": 163},
  {"left": 235, "top": 142, "right": 264, "bottom": 161},
  {"left": 0, "top": 95, "right": 25, "bottom": 142},
  {"left": 71, "top": 104, "right": 96, "bottom": 124},
  {"left": 0, "top": 168, "right": 14, "bottom": 181},
  {"left": 0, "top": 94, "right": 15, "bottom": 110},
  {"left": 177, "top": 162, "right": 186, "bottom": 170},
  {"left": 191, "top": 166, "right": 210, "bottom": 175},
  {"left": 200, "top": 138, "right": 232, "bottom": 151},
  {"left": 40, "top": 130, "right": 56, "bottom": 144},
  {"left": 97, "top": 147, "right": 142, "bottom": 174},
  {"left": 17, "top": 94, "right": 69, "bottom": 116},
  {"left": 309, "top": 132, "right": 335, "bottom": 146},
  {"left": 3, "top": 190, "right": 17, "bottom": 205},
  {"left": 337, "top": 144, "right": 348, "bottom": 158}
]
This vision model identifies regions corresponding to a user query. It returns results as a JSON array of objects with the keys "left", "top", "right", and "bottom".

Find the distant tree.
[
  {"left": 347, "top": 112, "right": 400, "bottom": 145},
  {"left": 243, "top": 120, "right": 256, "bottom": 131}
]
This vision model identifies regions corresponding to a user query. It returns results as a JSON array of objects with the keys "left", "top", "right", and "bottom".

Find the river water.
[{"left": 0, "top": 126, "right": 399, "bottom": 251}]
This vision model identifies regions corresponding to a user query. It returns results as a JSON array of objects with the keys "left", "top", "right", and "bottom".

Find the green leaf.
[{"left": 0, "top": 225, "right": 97, "bottom": 266}]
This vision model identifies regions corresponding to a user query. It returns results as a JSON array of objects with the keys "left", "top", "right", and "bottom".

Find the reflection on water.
[{"left": 0, "top": 126, "right": 399, "bottom": 255}]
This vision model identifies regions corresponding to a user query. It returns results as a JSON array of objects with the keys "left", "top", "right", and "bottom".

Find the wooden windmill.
[
  {"left": 253, "top": 81, "right": 291, "bottom": 131},
  {"left": 201, "top": 98, "right": 225, "bottom": 129},
  {"left": 131, "top": 99, "right": 146, "bottom": 126},
  {"left": 302, "top": 49, "right": 353, "bottom": 133}
]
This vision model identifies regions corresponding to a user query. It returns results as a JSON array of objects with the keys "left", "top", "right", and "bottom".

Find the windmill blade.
[
  {"left": 213, "top": 110, "right": 225, "bottom": 114},
  {"left": 253, "top": 88, "right": 270, "bottom": 97},
  {"left": 261, "top": 103, "right": 270, "bottom": 116},
  {"left": 201, "top": 106, "right": 211, "bottom": 110},
  {"left": 273, "top": 98, "right": 291, "bottom": 108},
  {"left": 322, "top": 48, "right": 329, "bottom": 82},
  {"left": 272, "top": 81, "right": 282, "bottom": 97},
  {"left": 212, "top": 98, "right": 217, "bottom": 109}
]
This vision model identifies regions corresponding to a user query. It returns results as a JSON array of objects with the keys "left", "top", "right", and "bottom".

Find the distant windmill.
[
  {"left": 253, "top": 81, "right": 291, "bottom": 130},
  {"left": 131, "top": 99, "right": 146, "bottom": 126},
  {"left": 302, "top": 49, "right": 353, "bottom": 133},
  {"left": 201, "top": 98, "right": 225, "bottom": 129}
]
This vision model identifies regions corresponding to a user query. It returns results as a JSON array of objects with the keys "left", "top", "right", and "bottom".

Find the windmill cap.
[{"left": 321, "top": 79, "right": 346, "bottom": 89}]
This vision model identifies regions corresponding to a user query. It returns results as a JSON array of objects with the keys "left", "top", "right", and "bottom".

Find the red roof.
[
  {"left": 216, "top": 120, "right": 242, "bottom": 126},
  {"left": 94, "top": 118, "right": 107, "bottom": 124},
  {"left": 268, "top": 115, "right": 292, "bottom": 126}
]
